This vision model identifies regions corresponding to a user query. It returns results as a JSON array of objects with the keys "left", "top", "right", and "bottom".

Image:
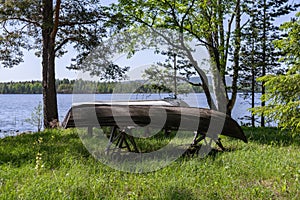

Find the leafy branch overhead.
[
  {"left": 0, "top": 0, "right": 127, "bottom": 128},
  {"left": 115, "top": 0, "right": 298, "bottom": 117},
  {"left": 115, "top": 0, "right": 244, "bottom": 113},
  {"left": 0, "top": 0, "right": 118, "bottom": 68}
]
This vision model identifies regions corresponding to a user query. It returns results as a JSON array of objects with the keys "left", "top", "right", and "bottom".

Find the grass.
[{"left": 0, "top": 127, "right": 300, "bottom": 199}]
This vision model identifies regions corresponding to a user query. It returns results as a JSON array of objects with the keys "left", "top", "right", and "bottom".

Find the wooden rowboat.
[{"left": 62, "top": 100, "right": 247, "bottom": 152}]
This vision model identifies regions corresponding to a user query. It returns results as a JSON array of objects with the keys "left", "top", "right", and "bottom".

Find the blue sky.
[{"left": 0, "top": 48, "right": 79, "bottom": 82}]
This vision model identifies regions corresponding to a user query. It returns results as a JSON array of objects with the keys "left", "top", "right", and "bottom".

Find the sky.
[
  {"left": 0, "top": 48, "right": 79, "bottom": 82},
  {"left": 0, "top": 0, "right": 115, "bottom": 83},
  {"left": 0, "top": 2, "right": 298, "bottom": 83}
]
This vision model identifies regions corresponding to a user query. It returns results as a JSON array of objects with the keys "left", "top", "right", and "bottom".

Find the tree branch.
[
  {"left": 163, "top": 0, "right": 181, "bottom": 28},
  {"left": 224, "top": 3, "right": 238, "bottom": 63},
  {"left": 183, "top": 25, "right": 214, "bottom": 48},
  {"left": 54, "top": 37, "right": 81, "bottom": 52},
  {"left": 181, "top": 0, "right": 196, "bottom": 28},
  {"left": 1, "top": 17, "right": 41, "bottom": 27},
  {"left": 2, "top": 21, "right": 13, "bottom": 34},
  {"left": 51, "top": 0, "right": 61, "bottom": 39},
  {"left": 59, "top": 19, "right": 103, "bottom": 27},
  {"left": 187, "top": 81, "right": 202, "bottom": 87}
]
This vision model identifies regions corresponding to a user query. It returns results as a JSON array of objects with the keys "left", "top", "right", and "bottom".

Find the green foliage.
[
  {"left": 0, "top": 0, "right": 111, "bottom": 69},
  {"left": 116, "top": 0, "right": 298, "bottom": 114},
  {"left": 0, "top": 0, "right": 129, "bottom": 90},
  {"left": 253, "top": 12, "right": 300, "bottom": 134},
  {"left": 142, "top": 50, "right": 198, "bottom": 97},
  {"left": 0, "top": 0, "right": 125, "bottom": 128},
  {"left": 239, "top": 0, "right": 298, "bottom": 126},
  {"left": 0, "top": 79, "right": 115, "bottom": 94},
  {"left": 116, "top": 0, "right": 241, "bottom": 111},
  {"left": 0, "top": 81, "right": 42, "bottom": 94},
  {"left": 0, "top": 128, "right": 299, "bottom": 199},
  {"left": 0, "top": 79, "right": 203, "bottom": 94},
  {"left": 142, "top": 66, "right": 194, "bottom": 96}
]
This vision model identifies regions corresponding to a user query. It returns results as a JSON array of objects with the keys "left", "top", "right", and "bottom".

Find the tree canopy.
[
  {"left": 113, "top": 0, "right": 244, "bottom": 114},
  {"left": 0, "top": 0, "right": 109, "bottom": 68},
  {"left": 253, "top": 12, "right": 300, "bottom": 134},
  {"left": 238, "top": 0, "right": 298, "bottom": 127},
  {"left": 115, "top": 0, "right": 299, "bottom": 118},
  {"left": 0, "top": 0, "right": 120, "bottom": 127}
]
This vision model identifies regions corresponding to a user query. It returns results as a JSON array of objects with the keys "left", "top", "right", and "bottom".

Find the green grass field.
[{"left": 0, "top": 127, "right": 299, "bottom": 199}]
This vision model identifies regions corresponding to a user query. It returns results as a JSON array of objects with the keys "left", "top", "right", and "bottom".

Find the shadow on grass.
[
  {"left": 243, "top": 127, "right": 300, "bottom": 147},
  {"left": 0, "top": 129, "right": 91, "bottom": 168},
  {"left": 163, "top": 186, "right": 198, "bottom": 200},
  {"left": 2, "top": 127, "right": 297, "bottom": 169},
  {"left": 181, "top": 145, "right": 238, "bottom": 161},
  {"left": 163, "top": 186, "right": 224, "bottom": 200}
]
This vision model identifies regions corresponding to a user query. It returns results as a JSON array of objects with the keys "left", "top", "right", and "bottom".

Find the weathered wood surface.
[{"left": 63, "top": 102, "right": 247, "bottom": 143}]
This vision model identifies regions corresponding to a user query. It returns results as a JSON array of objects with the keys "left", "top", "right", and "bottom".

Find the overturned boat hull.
[{"left": 63, "top": 101, "right": 247, "bottom": 143}]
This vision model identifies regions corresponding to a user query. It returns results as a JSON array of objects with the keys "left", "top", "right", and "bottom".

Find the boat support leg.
[
  {"left": 192, "top": 131, "right": 226, "bottom": 151},
  {"left": 106, "top": 126, "right": 139, "bottom": 153}
]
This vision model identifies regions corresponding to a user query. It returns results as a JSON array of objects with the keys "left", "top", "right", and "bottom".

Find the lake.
[{"left": 0, "top": 93, "right": 262, "bottom": 137}]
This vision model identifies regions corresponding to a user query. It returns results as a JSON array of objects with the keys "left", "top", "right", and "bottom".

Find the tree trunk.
[
  {"left": 183, "top": 43, "right": 217, "bottom": 110},
  {"left": 261, "top": 0, "right": 267, "bottom": 127},
  {"left": 173, "top": 54, "right": 177, "bottom": 99},
  {"left": 250, "top": 13, "right": 256, "bottom": 128},
  {"left": 42, "top": 0, "right": 59, "bottom": 128},
  {"left": 227, "top": 0, "right": 241, "bottom": 117},
  {"left": 193, "top": 66, "right": 217, "bottom": 110},
  {"left": 205, "top": 36, "right": 226, "bottom": 112},
  {"left": 200, "top": 73, "right": 217, "bottom": 110},
  {"left": 251, "top": 54, "right": 255, "bottom": 127}
]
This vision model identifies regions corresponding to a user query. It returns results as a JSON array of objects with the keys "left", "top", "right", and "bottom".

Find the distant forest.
[{"left": 0, "top": 79, "right": 204, "bottom": 94}]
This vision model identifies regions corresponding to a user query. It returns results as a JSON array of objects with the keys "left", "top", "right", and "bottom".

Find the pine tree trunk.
[
  {"left": 42, "top": 0, "right": 59, "bottom": 128},
  {"left": 251, "top": 62, "right": 255, "bottom": 127},
  {"left": 250, "top": 11, "right": 256, "bottom": 128},
  {"left": 173, "top": 54, "right": 177, "bottom": 99},
  {"left": 261, "top": 0, "right": 267, "bottom": 127}
]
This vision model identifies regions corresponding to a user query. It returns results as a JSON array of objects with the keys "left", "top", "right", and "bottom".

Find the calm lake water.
[{"left": 0, "top": 93, "right": 262, "bottom": 137}]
